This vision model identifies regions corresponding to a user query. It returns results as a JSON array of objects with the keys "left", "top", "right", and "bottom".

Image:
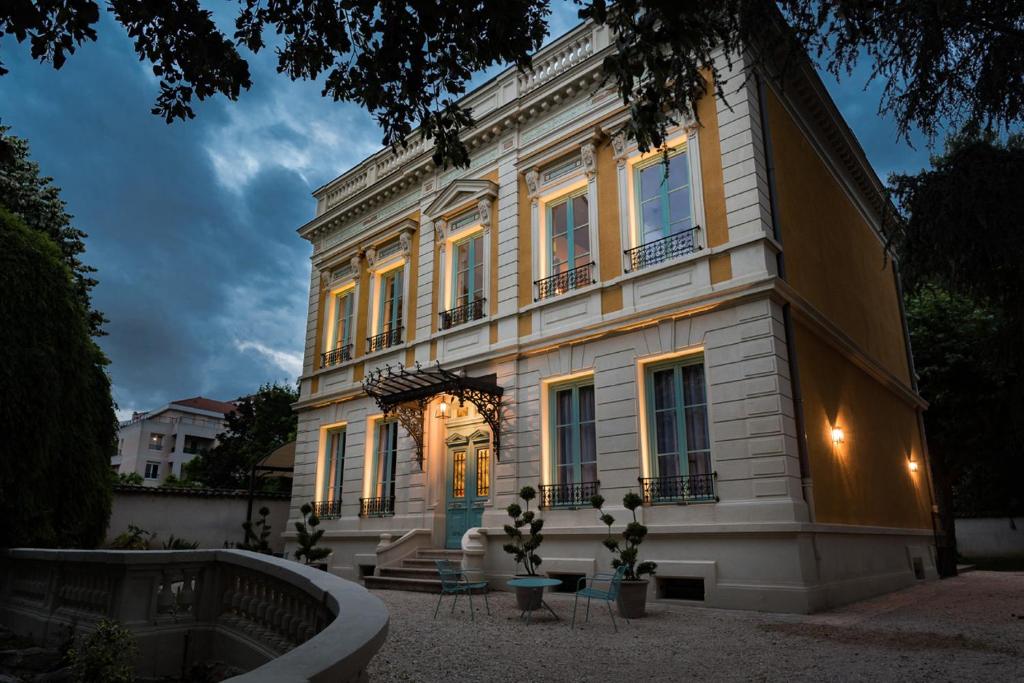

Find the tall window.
[
  {"left": 646, "top": 358, "right": 711, "bottom": 479},
  {"left": 635, "top": 149, "right": 692, "bottom": 245},
  {"left": 148, "top": 433, "right": 164, "bottom": 450},
  {"left": 331, "top": 289, "right": 354, "bottom": 351},
  {"left": 144, "top": 461, "right": 160, "bottom": 479},
  {"left": 549, "top": 192, "right": 591, "bottom": 275},
  {"left": 453, "top": 234, "right": 484, "bottom": 307},
  {"left": 552, "top": 381, "right": 598, "bottom": 486},
  {"left": 373, "top": 421, "right": 399, "bottom": 501},
  {"left": 322, "top": 428, "right": 346, "bottom": 502},
  {"left": 379, "top": 269, "right": 403, "bottom": 334}
]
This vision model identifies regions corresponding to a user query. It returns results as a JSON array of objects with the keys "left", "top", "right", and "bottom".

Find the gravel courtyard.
[{"left": 366, "top": 571, "right": 1024, "bottom": 682}]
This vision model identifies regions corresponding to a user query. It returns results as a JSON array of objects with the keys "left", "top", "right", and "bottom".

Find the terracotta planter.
[
  {"left": 616, "top": 580, "right": 649, "bottom": 618},
  {"left": 514, "top": 586, "right": 544, "bottom": 611}
]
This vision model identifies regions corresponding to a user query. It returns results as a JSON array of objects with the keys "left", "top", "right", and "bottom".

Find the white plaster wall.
[{"left": 955, "top": 518, "right": 1024, "bottom": 559}]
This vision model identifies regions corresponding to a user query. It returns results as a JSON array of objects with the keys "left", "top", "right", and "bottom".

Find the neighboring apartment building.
[
  {"left": 111, "top": 396, "right": 236, "bottom": 485},
  {"left": 288, "top": 21, "right": 938, "bottom": 613}
]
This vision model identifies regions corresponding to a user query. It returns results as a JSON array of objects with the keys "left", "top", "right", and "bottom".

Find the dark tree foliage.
[
  {"left": 3, "top": 2, "right": 1021, "bottom": 167},
  {"left": 183, "top": 382, "right": 298, "bottom": 489},
  {"left": 0, "top": 208, "right": 116, "bottom": 548},
  {"left": 0, "top": 126, "right": 104, "bottom": 335}
]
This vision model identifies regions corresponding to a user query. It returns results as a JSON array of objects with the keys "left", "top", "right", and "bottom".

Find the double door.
[{"left": 444, "top": 432, "right": 491, "bottom": 549}]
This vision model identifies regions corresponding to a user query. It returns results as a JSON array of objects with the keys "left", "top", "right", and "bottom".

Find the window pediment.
[{"left": 425, "top": 179, "right": 498, "bottom": 221}]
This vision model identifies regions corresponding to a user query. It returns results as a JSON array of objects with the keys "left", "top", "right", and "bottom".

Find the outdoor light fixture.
[
  {"left": 831, "top": 426, "right": 845, "bottom": 445},
  {"left": 434, "top": 397, "right": 450, "bottom": 420},
  {"left": 908, "top": 456, "right": 919, "bottom": 473}
]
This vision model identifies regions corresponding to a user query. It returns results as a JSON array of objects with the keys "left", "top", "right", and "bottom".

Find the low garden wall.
[
  {"left": 955, "top": 517, "right": 1024, "bottom": 559},
  {"left": 108, "top": 486, "right": 289, "bottom": 552},
  {"left": 0, "top": 548, "right": 389, "bottom": 681}
]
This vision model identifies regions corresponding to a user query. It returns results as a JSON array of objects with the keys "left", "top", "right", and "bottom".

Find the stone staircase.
[{"left": 363, "top": 547, "right": 463, "bottom": 594}]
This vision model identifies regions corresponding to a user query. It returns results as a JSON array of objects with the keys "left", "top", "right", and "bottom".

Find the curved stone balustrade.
[{"left": 0, "top": 549, "right": 388, "bottom": 682}]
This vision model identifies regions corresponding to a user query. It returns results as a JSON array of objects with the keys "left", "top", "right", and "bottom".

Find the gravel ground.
[{"left": 366, "top": 571, "right": 1024, "bottom": 682}]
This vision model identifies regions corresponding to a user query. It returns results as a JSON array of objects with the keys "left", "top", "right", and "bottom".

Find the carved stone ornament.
[
  {"left": 581, "top": 142, "right": 597, "bottom": 179},
  {"left": 319, "top": 269, "right": 331, "bottom": 288},
  {"left": 434, "top": 219, "right": 447, "bottom": 243},
  {"left": 365, "top": 246, "right": 377, "bottom": 267},
  {"left": 477, "top": 198, "right": 492, "bottom": 234},
  {"left": 611, "top": 130, "right": 628, "bottom": 163},
  {"left": 399, "top": 229, "right": 413, "bottom": 257},
  {"left": 350, "top": 254, "right": 362, "bottom": 276},
  {"left": 525, "top": 169, "right": 540, "bottom": 198}
]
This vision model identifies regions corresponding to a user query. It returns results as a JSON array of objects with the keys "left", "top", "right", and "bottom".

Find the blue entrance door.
[{"left": 445, "top": 434, "right": 491, "bottom": 549}]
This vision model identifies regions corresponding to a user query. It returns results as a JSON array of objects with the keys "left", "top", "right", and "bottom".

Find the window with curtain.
[
  {"left": 453, "top": 233, "right": 484, "bottom": 307},
  {"left": 635, "top": 149, "right": 692, "bottom": 245},
  {"left": 331, "top": 289, "right": 354, "bottom": 350},
  {"left": 374, "top": 421, "right": 399, "bottom": 500},
  {"left": 646, "top": 357, "right": 711, "bottom": 480},
  {"left": 549, "top": 192, "right": 591, "bottom": 275},
  {"left": 321, "top": 428, "right": 345, "bottom": 502},
  {"left": 379, "top": 268, "right": 403, "bottom": 334},
  {"left": 552, "top": 381, "right": 598, "bottom": 487}
]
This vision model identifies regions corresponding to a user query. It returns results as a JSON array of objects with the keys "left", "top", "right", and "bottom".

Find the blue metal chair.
[
  {"left": 434, "top": 559, "right": 490, "bottom": 621},
  {"left": 571, "top": 565, "right": 628, "bottom": 631}
]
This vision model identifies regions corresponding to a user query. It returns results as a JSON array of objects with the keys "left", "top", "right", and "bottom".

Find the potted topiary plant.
[
  {"left": 502, "top": 486, "right": 545, "bottom": 610},
  {"left": 294, "top": 503, "right": 331, "bottom": 570},
  {"left": 591, "top": 492, "right": 656, "bottom": 618}
]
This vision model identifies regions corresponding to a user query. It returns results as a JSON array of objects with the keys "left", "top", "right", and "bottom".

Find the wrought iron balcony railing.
[
  {"left": 367, "top": 326, "right": 402, "bottom": 353},
  {"left": 312, "top": 499, "right": 342, "bottom": 519},
  {"left": 534, "top": 261, "right": 595, "bottom": 300},
  {"left": 359, "top": 496, "right": 396, "bottom": 517},
  {"left": 538, "top": 480, "right": 601, "bottom": 509},
  {"left": 624, "top": 226, "right": 702, "bottom": 272},
  {"left": 638, "top": 472, "right": 717, "bottom": 504},
  {"left": 320, "top": 344, "right": 353, "bottom": 368},
  {"left": 439, "top": 297, "right": 486, "bottom": 330}
]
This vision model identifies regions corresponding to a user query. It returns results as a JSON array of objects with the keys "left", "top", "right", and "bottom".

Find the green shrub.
[
  {"left": 294, "top": 503, "right": 330, "bottom": 565},
  {"left": 67, "top": 619, "right": 136, "bottom": 683},
  {"left": 502, "top": 486, "right": 544, "bottom": 576},
  {"left": 239, "top": 506, "right": 273, "bottom": 554},
  {"left": 110, "top": 525, "right": 154, "bottom": 550},
  {"left": 162, "top": 534, "right": 200, "bottom": 550},
  {"left": 591, "top": 492, "right": 656, "bottom": 580}
]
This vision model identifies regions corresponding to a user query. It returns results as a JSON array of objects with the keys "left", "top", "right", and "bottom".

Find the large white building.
[
  {"left": 111, "top": 396, "right": 236, "bottom": 485},
  {"left": 286, "top": 21, "right": 938, "bottom": 612}
]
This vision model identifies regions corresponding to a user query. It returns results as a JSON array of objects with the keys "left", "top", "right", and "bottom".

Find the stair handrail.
[{"left": 374, "top": 528, "right": 433, "bottom": 573}]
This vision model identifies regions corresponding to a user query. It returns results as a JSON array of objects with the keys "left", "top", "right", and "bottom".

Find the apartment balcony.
[
  {"left": 538, "top": 480, "right": 601, "bottom": 509},
  {"left": 321, "top": 343, "right": 354, "bottom": 368},
  {"left": 624, "top": 226, "right": 702, "bottom": 272},
  {"left": 367, "top": 326, "right": 402, "bottom": 354},
  {"left": 638, "top": 472, "right": 718, "bottom": 504},
  {"left": 0, "top": 548, "right": 387, "bottom": 681},
  {"left": 439, "top": 297, "right": 486, "bottom": 331},
  {"left": 313, "top": 499, "right": 343, "bottom": 519},
  {"left": 534, "top": 261, "right": 595, "bottom": 301},
  {"left": 359, "top": 496, "right": 396, "bottom": 518}
]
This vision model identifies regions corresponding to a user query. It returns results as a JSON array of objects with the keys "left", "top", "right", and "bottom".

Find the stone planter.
[
  {"left": 616, "top": 580, "right": 649, "bottom": 618},
  {"left": 514, "top": 585, "right": 544, "bottom": 611}
]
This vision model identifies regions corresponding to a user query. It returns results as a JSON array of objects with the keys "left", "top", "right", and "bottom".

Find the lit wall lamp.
[
  {"left": 908, "top": 456, "right": 919, "bottom": 473},
  {"left": 434, "top": 397, "right": 450, "bottom": 421},
  {"left": 830, "top": 426, "right": 845, "bottom": 445}
]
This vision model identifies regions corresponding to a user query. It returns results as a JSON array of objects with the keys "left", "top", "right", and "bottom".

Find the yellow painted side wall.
[
  {"left": 794, "top": 321, "right": 931, "bottom": 528},
  {"left": 766, "top": 89, "right": 910, "bottom": 383},
  {"left": 518, "top": 174, "right": 533, "bottom": 308},
  {"left": 596, "top": 142, "right": 622, "bottom": 283},
  {"left": 405, "top": 227, "right": 419, "bottom": 342}
]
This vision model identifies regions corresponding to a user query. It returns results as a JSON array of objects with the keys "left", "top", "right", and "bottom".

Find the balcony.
[
  {"left": 638, "top": 472, "right": 717, "bottom": 504},
  {"left": 321, "top": 343, "right": 353, "bottom": 368},
  {"left": 439, "top": 297, "right": 486, "bottom": 330},
  {"left": 367, "top": 326, "right": 402, "bottom": 353},
  {"left": 534, "top": 261, "right": 595, "bottom": 300},
  {"left": 624, "top": 226, "right": 702, "bottom": 272},
  {"left": 359, "top": 496, "right": 396, "bottom": 517},
  {"left": 538, "top": 480, "right": 600, "bottom": 509},
  {"left": 313, "top": 499, "right": 343, "bottom": 519},
  {"left": 0, "top": 548, "right": 388, "bottom": 681}
]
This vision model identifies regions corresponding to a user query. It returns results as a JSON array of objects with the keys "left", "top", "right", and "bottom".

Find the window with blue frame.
[
  {"left": 549, "top": 191, "right": 591, "bottom": 275},
  {"left": 551, "top": 380, "right": 598, "bottom": 490},
  {"left": 372, "top": 420, "right": 399, "bottom": 503},
  {"left": 379, "top": 268, "right": 403, "bottom": 334},
  {"left": 453, "top": 233, "right": 484, "bottom": 308},
  {"left": 321, "top": 427, "right": 345, "bottom": 504},
  {"left": 331, "top": 289, "right": 354, "bottom": 350},
  {"left": 635, "top": 149, "right": 693, "bottom": 245},
  {"left": 645, "top": 356, "right": 711, "bottom": 482}
]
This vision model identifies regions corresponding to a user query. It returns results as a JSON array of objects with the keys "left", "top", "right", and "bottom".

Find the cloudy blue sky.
[{"left": 1, "top": 4, "right": 937, "bottom": 419}]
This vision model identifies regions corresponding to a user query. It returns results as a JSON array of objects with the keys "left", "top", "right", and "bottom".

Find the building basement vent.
[{"left": 657, "top": 577, "right": 705, "bottom": 601}]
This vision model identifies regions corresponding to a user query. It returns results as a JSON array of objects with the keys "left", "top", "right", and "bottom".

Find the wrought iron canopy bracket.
[{"left": 362, "top": 361, "right": 504, "bottom": 467}]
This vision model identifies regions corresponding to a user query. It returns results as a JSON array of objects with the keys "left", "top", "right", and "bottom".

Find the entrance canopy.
[{"left": 361, "top": 361, "right": 504, "bottom": 467}]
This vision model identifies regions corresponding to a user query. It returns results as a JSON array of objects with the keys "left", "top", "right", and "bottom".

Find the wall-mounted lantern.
[{"left": 830, "top": 426, "right": 845, "bottom": 446}]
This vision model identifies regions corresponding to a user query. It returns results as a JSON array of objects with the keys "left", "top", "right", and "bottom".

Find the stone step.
[
  {"left": 364, "top": 575, "right": 443, "bottom": 594},
  {"left": 402, "top": 557, "right": 444, "bottom": 568},
  {"left": 415, "top": 548, "right": 463, "bottom": 559},
  {"left": 379, "top": 566, "right": 440, "bottom": 580}
]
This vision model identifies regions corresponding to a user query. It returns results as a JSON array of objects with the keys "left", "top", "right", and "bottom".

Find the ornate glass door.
[{"left": 445, "top": 432, "right": 491, "bottom": 549}]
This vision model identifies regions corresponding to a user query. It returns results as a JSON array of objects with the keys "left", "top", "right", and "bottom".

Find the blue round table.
[{"left": 507, "top": 577, "right": 562, "bottom": 624}]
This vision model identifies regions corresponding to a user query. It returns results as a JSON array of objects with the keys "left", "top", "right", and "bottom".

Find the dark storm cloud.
[{"left": 1, "top": 4, "right": 937, "bottom": 418}]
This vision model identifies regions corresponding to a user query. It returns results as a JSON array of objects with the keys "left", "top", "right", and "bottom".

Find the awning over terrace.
[{"left": 361, "top": 361, "right": 504, "bottom": 467}]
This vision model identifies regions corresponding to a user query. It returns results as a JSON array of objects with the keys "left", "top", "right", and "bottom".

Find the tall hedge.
[{"left": 0, "top": 208, "right": 115, "bottom": 547}]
